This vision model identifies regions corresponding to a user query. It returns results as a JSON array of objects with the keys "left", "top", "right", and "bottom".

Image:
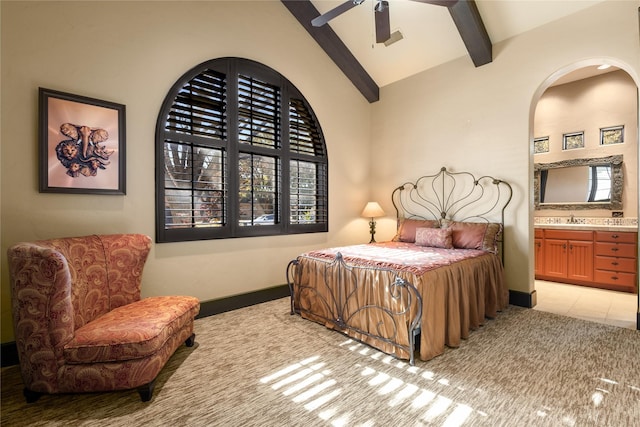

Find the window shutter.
[
  {"left": 156, "top": 58, "right": 327, "bottom": 242},
  {"left": 166, "top": 69, "right": 226, "bottom": 140},
  {"left": 289, "top": 99, "right": 324, "bottom": 156},
  {"left": 238, "top": 75, "right": 280, "bottom": 148}
]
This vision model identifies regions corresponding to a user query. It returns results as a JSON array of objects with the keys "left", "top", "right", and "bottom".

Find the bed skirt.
[{"left": 288, "top": 250, "right": 508, "bottom": 363}]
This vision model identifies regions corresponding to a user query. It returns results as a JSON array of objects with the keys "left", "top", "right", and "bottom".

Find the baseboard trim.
[
  {"left": 509, "top": 289, "right": 537, "bottom": 308},
  {"left": 1, "top": 342, "right": 19, "bottom": 368},
  {"left": 196, "top": 284, "right": 290, "bottom": 319},
  {"left": 1, "top": 284, "right": 291, "bottom": 368}
]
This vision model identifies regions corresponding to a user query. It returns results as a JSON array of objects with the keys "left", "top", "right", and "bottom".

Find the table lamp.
[{"left": 361, "top": 201, "right": 385, "bottom": 243}]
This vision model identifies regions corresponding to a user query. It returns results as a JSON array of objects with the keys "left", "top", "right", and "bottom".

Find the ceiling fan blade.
[
  {"left": 311, "top": 0, "right": 363, "bottom": 27},
  {"left": 410, "top": 0, "right": 458, "bottom": 6},
  {"left": 374, "top": 1, "right": 391, "bottom": 43}
]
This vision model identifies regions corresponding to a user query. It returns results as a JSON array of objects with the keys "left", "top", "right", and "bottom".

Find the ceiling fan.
[{"left": 311, "top": 0, "right": 455, "bottom": 44}]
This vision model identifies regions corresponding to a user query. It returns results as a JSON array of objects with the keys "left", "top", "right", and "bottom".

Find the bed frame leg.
[
  {"left": 286, "top": 259, "right": 299, "bottom": 315},
  {"left": 409, "top": 329, "right": 421, "bottom": 366}
]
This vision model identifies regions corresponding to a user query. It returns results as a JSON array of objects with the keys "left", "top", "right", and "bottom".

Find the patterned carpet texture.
[{"left": 2, "top": 298, "right": 639, "bottom": 426}]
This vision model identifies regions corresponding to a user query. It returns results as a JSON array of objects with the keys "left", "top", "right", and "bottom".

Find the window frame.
[{"left": 155, "top": 58, "right": 328, "bottom": 243}]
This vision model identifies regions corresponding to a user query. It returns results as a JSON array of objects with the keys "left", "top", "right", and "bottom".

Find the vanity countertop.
[{"left": 534, "top": 223, "right": 638, "bottom": 232}]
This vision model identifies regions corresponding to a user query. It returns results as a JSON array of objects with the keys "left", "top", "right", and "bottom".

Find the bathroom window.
[
  {"left": 534, "top": 136, "right": 549, "bottom": 154},
  {"left": 562, "top": 131, "right": 584, "bottom": 150},
  {"left": 600, "top": 125, "right": 624, "bottom": 145}
]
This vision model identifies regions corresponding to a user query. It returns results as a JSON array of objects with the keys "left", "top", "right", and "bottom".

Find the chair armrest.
[
  {"left": 9, "top": 244, "right": 76, "bottom": 347},
  {"left": 8, "top": 244, "right": 75, "bottom": 390}
]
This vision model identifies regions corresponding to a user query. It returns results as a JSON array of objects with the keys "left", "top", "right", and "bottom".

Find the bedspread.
[{"left": 294, "top": 242, "right": 508, "bottom": 362}]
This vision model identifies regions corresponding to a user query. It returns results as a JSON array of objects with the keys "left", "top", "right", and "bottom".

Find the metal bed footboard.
[{"left": 287, "top": 252, "right": 422, "bottom": 365}]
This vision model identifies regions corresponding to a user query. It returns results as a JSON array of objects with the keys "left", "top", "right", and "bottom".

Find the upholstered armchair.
[{"left": 7, "top": 234, "right": 200, "bottom": 402}]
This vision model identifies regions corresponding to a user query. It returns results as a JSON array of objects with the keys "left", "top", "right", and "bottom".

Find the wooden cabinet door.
[
  {"left": 534, "top": 238, "right": 544, "bottom": 276},
  {"left": 544, "top": 238, "right": 567, "bottom": 279},
  {"left": 567, "top": 240, "right": 594, "bottom": 281}
]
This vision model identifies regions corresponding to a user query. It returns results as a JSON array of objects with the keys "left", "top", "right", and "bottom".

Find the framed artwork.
[
  {"left": 533, "top": 136, "right": 549, "bottom": 154},
  {"left": 39, "top": 88, "right": 126, "bottom": 194},
  {"left": 600, "top": 125, "right": 624, "bottom": 145},
  {"left": 562, "top": 131, "right": 584, "bottom": 150}
]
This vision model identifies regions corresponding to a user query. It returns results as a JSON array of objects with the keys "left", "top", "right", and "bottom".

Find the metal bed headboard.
[{"left": 391, "top": 167, "right": 513, "bottom": 260}]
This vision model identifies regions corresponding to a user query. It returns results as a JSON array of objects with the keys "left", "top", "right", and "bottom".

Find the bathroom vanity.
[{"left": 535, "top": 225, "right": 638, "bottom": 293}]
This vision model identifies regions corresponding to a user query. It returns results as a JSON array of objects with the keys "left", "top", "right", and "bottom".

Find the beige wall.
[
  {"left": 370, "top": 0, "right": 639, "bottom": 295},
  {"left": 0, "top": 1, "right": 373, "bottom": 342},
  {"left": 2, "top": 1, "right": 639, "bottom": 343},
  {"left": 534, "top": 70, "right": 638, "bottom": 217}
]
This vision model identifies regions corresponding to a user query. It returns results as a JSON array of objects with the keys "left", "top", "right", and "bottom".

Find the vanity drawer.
[
  {"left": 544, "top": 229, "right": 593, "bottom": 241},
  {"left": 595, "top": 231, "right": 637, "bottom": 244},
  {"left": 594, "top": 256, "right": 637, "bottom": 273},
  {"left": 595, "top": 242, "right": 637, "bottom": 258},
  {"left": 593, "top": 270, "right": 637, "bottom": 288}
]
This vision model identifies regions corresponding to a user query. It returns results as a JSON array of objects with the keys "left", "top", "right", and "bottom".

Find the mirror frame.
[{"left": 534, "top": 154, "right": 623, "bottom": 210}]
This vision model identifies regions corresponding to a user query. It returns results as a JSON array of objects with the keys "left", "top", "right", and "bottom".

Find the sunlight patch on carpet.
[{"left": 260, "top": 356, "right": 474, "bottom": 426}]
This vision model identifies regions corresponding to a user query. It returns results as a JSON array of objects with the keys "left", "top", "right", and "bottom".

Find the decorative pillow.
[
  {"left": 392, "top": 219, "right": 440, "bottom": 243},
  {"left": 415, "top": 227, "right": 453, "bottom": 249},
  {"left": 441, "top": 220, "right": 503, "bottom": 253}
]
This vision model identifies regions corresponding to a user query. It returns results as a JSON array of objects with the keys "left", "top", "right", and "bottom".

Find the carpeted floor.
[{"left": 1, "top": 298, "right": 639, "bottom": 426}]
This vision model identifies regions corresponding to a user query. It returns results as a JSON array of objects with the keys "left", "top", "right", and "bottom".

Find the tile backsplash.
[{"left": 534, "top": 216, "right": 638, "bottom": 227}]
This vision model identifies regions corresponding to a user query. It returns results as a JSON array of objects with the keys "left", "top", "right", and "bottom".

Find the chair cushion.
[{"left": 63, "top": 296, "right": 200, "bottom": 364}]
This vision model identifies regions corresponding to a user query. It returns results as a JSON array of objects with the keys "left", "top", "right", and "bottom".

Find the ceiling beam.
[
  {"left": 414, "top": 0, "right": 491, "bottom": 66},
  {"left": 281, "top": 0, "right": 380, "bottom": 103},
  {"left": 447, "top": 0, "right": 492, "bottom": 67}
]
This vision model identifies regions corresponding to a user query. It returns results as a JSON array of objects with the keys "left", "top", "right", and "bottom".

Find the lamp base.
[{"left": 369, "top": 219, "right": 377, "bottom": 243}]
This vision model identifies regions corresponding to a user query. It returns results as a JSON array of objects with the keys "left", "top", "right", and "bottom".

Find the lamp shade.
[{"left": 361, "top": 202, "right": 385, "bottom": 218}]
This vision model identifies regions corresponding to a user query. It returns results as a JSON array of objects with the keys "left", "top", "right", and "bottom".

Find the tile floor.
[{"left": 534, "top": 280, "right": 638, "bottom": 330}]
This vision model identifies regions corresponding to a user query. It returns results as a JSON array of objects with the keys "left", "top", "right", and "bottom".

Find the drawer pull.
[
  {"left": 611, "top": 261, "right": 619, "bottom": 266},
  {"left": 611, "top": 276, "right": 618, "bottom": 280},
  {"left": 611, "top": 234, "right": 619, "bottom": 239},
  {"left": 611, "top": 247, "right": 619, "bottom": 252}
]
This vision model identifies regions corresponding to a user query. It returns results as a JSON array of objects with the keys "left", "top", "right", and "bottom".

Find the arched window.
[{"left": 155, "top": 58, "right": 328, "bottom": 242}]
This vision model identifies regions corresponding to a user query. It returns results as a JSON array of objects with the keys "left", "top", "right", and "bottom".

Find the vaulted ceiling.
[{"left": 282, "top": 0, "right": 607, "bottom": 102}]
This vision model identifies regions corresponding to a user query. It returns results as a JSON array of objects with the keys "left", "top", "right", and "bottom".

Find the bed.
[{"left": 286, "top": 167, "right": 513, "bottom": 365}]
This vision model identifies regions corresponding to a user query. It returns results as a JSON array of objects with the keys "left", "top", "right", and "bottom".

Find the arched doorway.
[{"left": 530, "top": 59, "right": 639, "bottom": 330}]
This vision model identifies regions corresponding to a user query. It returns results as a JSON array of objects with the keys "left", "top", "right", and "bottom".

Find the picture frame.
[
  {"left": 600, "top": 125, "right": 624, "bottom": 145},
  {"left": 39, "top": 88, "right": 126, "bottom": 194},
  {"left": 562, "top": 131, "right": 584, "bottom": 150}
]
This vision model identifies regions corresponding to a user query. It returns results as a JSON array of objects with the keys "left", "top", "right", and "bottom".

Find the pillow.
[
  {"left": 441, "top": 220, "right": 503, "bottom": 253},
  {"left": 392, "top": 219, "right": 440, "bottom": 243},
  {"left": 415, "top": 227, "right": 453, "bottom": 249}
]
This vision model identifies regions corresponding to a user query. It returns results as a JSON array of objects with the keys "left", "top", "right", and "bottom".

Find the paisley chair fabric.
[{"left": 8, "top": 234, "right": 200, "bottom": 402}]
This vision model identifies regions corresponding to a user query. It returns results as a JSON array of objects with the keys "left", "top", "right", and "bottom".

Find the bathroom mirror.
[{"left": 534, "top": 155, "right": 623, "bottom": 210}]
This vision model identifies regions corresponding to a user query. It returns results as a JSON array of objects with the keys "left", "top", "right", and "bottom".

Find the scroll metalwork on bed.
[
  {"left": 392, "top": 166, "right": 513, "bottom": 259},
  {"left": 287, "top": 253, "right": 422, "bottom": 365}
]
